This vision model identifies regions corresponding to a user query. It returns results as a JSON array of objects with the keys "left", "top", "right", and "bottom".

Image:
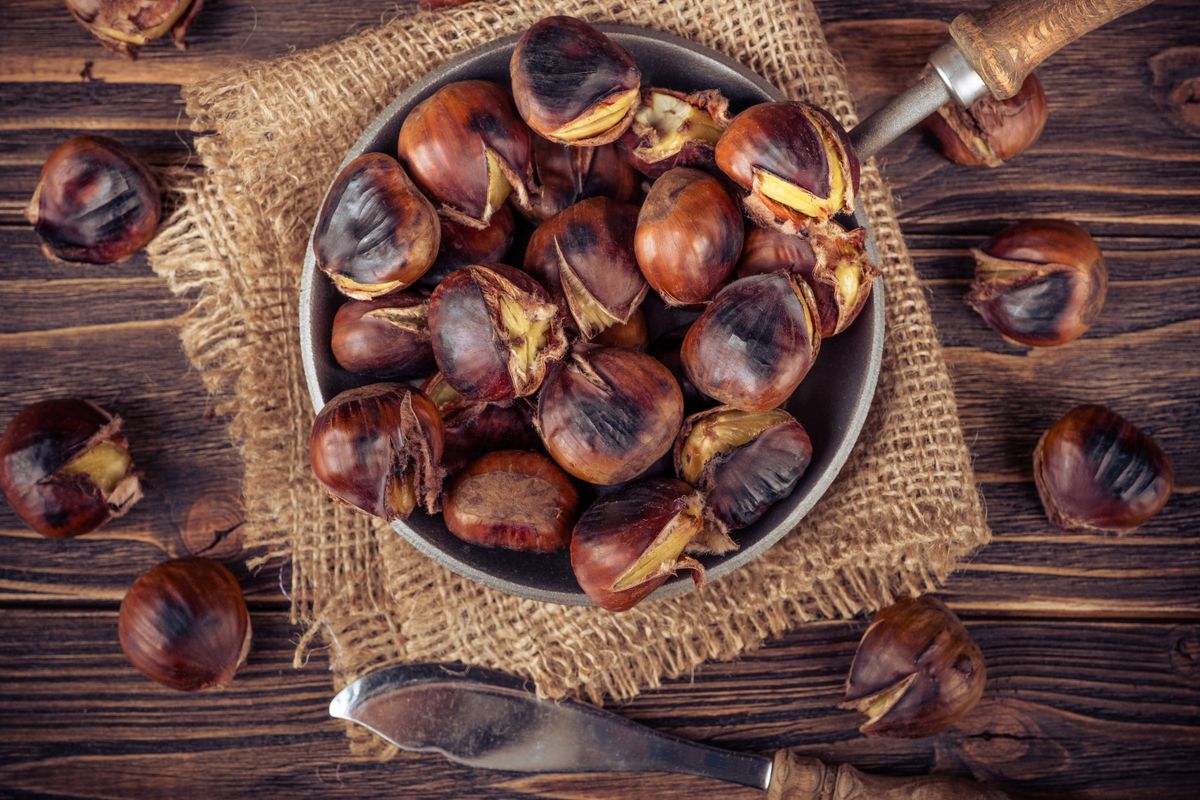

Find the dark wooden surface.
[{"left": 1, "top": 1, "right": 1197, "bottom": 798}]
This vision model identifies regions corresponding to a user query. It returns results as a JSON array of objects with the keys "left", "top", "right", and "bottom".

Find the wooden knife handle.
[
  {"left": 949, "top": 0, "right": 1154, "bottom": 98},
  {"left": 766, "top": 751, "right": 1011, "bottom": 800}
]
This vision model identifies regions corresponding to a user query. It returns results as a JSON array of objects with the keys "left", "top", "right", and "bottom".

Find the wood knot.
[
  {"left": 1148, "top": 48, "right": 1200, "bottom": 136},
  {"left": 179, "top": 493, "right": 245, "bottom": 562},
  {"left": 949, "top": 700, "right": 1069, "bottom": 781},
  {"left": 1169, "top": 625, "right": 1199, "bottom": 679}
]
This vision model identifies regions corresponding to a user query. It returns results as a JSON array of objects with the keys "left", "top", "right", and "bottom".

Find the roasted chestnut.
[
  {"left": 428, "top": 263, "right": 569, "bottom": 402},
  {"left": 65, "top": 0, "right": 204, "bottom": 58},
  {"left": 736, "top": 221, "right": 879, "bottom": 337},
  {"left": 119, "top": 558, "right": 250, "bottom": 691},
  {"left": 397, "top": 80, "right": 535, "bottom": 228},
  {"left": 620, "top": 87, "right": 731, "bottom": 178},
  {"left": 634, "top": 167, "right": 744, "bottom": 305},
  {"left": 682, "top": 272, "right": 821, "bottom": 412},
  {"left": 1034, "top": 405, "right": 1173, "bottom": 533},
  {"left": 715, "top": 101, "right": 860, "bottom": 232},
  {"left": 510, "top": 16, "right": 641, "bottom": 146},
  {"left": 0, "top": 399, "right": 142, "bottom": 538},
  {"left": 330, "top": 291, "right": 433, "bottom": 379},
  {"left": 443, "top": 450, "right": 580, "bottom": 552},
  {"left": 675, "top": 406, "right": 812, "bottom": 531},
  {"left": 314, "top": 153, "right": 440, "bottom": 299},
  {"left": 536, "top": 344, "right": 683, "bottom": 485},
  {"left": 309, "top": 384, "right": 444, "bottom": 521},
  {"left": 570, "top": 478, "right": 708, "bottom": 611},
  {"left": 523, "top": 197, "right": 647, "bottom": 339},
  {"left": 967, "top": 219, "right": 1107, "bottom": 347},
  {"left": 526, "top": 137, "right": 640, "bottom": 221},
  {"left": 925, "top": 72, "right": 1048, "bottom": 167},
  {"left": 592, "top": 307, "right": 648, "bottom": 350},
  {"left": 841, "top": 595, "right": 986, "bottom": 738},
  {"left": 418, "top": 204, "right": 516, "bottom": 289},
  {"left": 421, "top": 372, "right": 540, "bottom": 474},
  {"left": 27, "top": 135, "right": 161, "bottom": 265}
]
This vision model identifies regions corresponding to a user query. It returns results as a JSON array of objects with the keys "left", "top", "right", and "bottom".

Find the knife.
[
  {"left": 850, "top": 0, "right": 1154, "bottom": 159},
  {"left": 331, "top": 663, "right": 1010, "bottom": 799}
]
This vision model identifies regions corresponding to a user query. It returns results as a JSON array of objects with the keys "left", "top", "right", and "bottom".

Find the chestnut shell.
[
  {"left": 419, "top": 204, "right": 516, "bottom": 289},
  {"left": 526, "top": 138, "right": 640, "bottom": 221},
  {"left": 330, "top": 291, "right": 433, "bottom": 379},
  {"left": 925, "top": 72, "right": 1048, "bottom": 167}
]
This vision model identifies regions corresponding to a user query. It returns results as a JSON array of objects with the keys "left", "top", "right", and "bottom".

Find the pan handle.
[{"left": 949, "top": 0, "right": 1154, "bottom": 99}]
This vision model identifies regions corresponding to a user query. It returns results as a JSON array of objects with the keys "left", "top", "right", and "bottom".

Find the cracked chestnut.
[
  {"left": 620, "top": 87, "right": 731, "bottom": 178},
  {"left": 418, "top": 204, "right": 516, "bottom": 289},
  {"left": 421, "top": 372, "right": 540, "bottom": 474},
  {"left": 331, "top": 291, "right": 434, "bottom": 379},
  {"left": 925, "top": 72, "right": 1048, "bottom": 167},
  {"left": 591, "top": 307, "right": 648, "bottom": 350},
  {"left": 526, "top": 137, "right": 640, "bottom": 221},
  {"left": 66, "top": 0, "right": 204, "bottom": 58}
]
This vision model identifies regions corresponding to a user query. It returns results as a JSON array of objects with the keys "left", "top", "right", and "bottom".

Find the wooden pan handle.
[
  {"left": 949, "top": 0, "right": 1154, "bottom": 98},
  {"left": 766, "top": 751, "right": 1011, "bottom": 800}
]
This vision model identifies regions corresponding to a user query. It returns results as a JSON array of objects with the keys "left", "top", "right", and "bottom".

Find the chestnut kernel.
[
  {"left": 428, "top": 263, "right": 570, "bottom": 402},
  {"left": 119, "top": 558, "right": 251, "bottom": 692},
  {"left": 591, "top": 307, "right": 649, "bottom": 350},
  {"left": 331, "top": 291, "right": 434, "bottom": 379},
  {"left": 421, "top": 372, "right": 540, "bottom": 474},
  {"left": 675, "top": 406, "right": 812, "bottom": 531},
  {"left": 398, "top": 80, "right": 535, "bottom": 228},
  {"left": 682, "top": 272, "right": 821, "bottom": 412},
  {"left": 536, "top": 344, "right": 683, "bottom": 485},
  {"left": 570, "top": 478, "right": 708, "bottom": 612},
  {"left": 523, "top": 197, "right": 647, "bottom": 339},
  {"left": 314, "top": 153, "right": 440, "bottom": 299},
  {"left": 0, "top": 398, "right": 142, "bottom": 538},
  {"left": 510, "top": 16, "right": 641, "bottom": 146},
  {"left": 1034, "top": 404, "right": 1173, "bottom": 533},
  {"left": 65, "top": 0, "right": 204, "bottom": 58},
  {"left": 443, "top": 450, "right": 580, "bottom": 552},
  {"left": 925, "top": 72, "right": 1048, "bottom": 167},
  {"left": 715, "top": 101, "right": 860, "bottom": 231},
  {"left": 309, "top": 384, "right": 444, "bottom": 521},
  {"left": 635, "top": 167, "right": 744, "bottom": 305},
  {"left": 967, "top": 219, "right": 1107, "bottom": 347},
  {"left": 526, "top": 137, "right": 640, "bottom": 222},
  {"left": 418, "top": 204, "right": 516, "bottom": 290},
  {"left": 841, "top": 595, "right": 986, "bottom": 738},
  {"left": 620, "top": 87, "right": 731, "bottom": 178},
  {"left": 27, "top": 135, "right": 161, "bottom": 265}
]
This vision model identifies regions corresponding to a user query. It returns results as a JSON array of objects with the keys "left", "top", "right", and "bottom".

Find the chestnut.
[
  {"left": 330, "top": 291, "right": 434, "bottom": 379},
  {"left": 526, "top": 137, "right": 640, "bottom": 222},
  {"left": 27, "top": 135, "right": 161, "bottom": 265},
  {"left": 570, "top": 478, "right": 708, "bottom": 612},
  {"left": 536, "top": 344, "right": 683, "bottom": 485},
  {"left": 65, "top": 0, "right": 203, "bottom": 58},
  {"left": 443, "top": 450, "right": 580, "bottom": 552},
  {"left": 1034, "top": 405, "right": 1173, "bottom": 533},
  {"left": 0, "top": 398, "right": 142, "bottom": 538},
  {"left": 523, "top": 197, "right": 647, "bottom": 339},
  {"left": 620, "top": 87, "right": 731, "bottom": 178},
  {"left": 428, "top": 263, "right": 569, "bottom": 402},
  {"left": 925, "top": 72, "right": 1048, "bottom": 167},
  {"left": 967, "top": 219, "right": 1107, "bottom": 347},
  {"left": 841, "top": 595, "right": 986, "bottom": 738},
  {"left": 591, "top": 307, "right": 649, "bottom": 350},
  {"left": 314, "top": 153, "right": 440, "bottom": 299},
  {"left": 715, "top": 101, "right": 860, "bottom": 231},
  {"left": 397, "top": 80, "right": 535, "bottom": 228},
  {"left": 418, "top": 204, "right": 516, "bottom": 289},
  {"left": 510, "top": 16, "right": 641, "bottom": 146},
  {"left": 119, "top": 558, "right": 250, "bottom": 692},
  {"left": 682, "top": 272, "right": 821, "bottom": 412},
  {"left": 421, "top": 372, "right": 540, "bottom": 474},
  {"left": 635, "top": 167, "right": 744, "bottom": 305},
  {"left": 309, "top": 384, "right": 444, "bottom": 521},
  {"left": 675, "top": 406, "right": 812, "bottom": 531}
]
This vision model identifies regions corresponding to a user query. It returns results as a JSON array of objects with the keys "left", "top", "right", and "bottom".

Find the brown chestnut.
[
  {"left": 510, "top": 16, "right": 641, "bottom": 146},
  {"left": 570, "top": 478, "right": 708, "bottom": 611},
  {"left": 675, "top": 406, "right": 812, "bottom": 531},
  {"left": 591, "top": 307, "right": 649, "bottom": 350},
  {"left": 421, "top": 372, "right": 540, "bottom": 474},
  {"left": 65, "top": 0, "right": 203, "bottom": 58},
  {"left": 309, "top": 384, "right": 444, "bottom": 521},
  {"left": 119, "top": 558, "right": 250, "bottom": 691},
  {"left": 925, "top": 72, "right": 1048, "bottom": 167},
  {"left": 330, "top": 291, "right": 433, "bottom": 379},
  {"left": 1034, "top": 405, "right": 1173, "bottom": 533},
  {"left": 314, "top": 153, "right": 440, "bottom": 299},
  {"left": 0, "top": 398, "right": 142, "bottom": 538},
  {"left": 682, "top": 272, "right": 821, "bottom": 412},
  {"left": 428, "top": 263, "right": 569, "bottom": 402},
  {"left": 443, "top": 450, "right": 579, "bottom": 552},
  {"left": 967, "top": 219, "right": 1107, "bottom": 347},
  {"left": 418, "top": 204, "right": 516, "bottom": 289},
  {"left": 620, "top": 87, "right": 731, "bottom": 178},
  {"left": 841, "top": 595, "right": 986, "bottom": 738},
  {"left": 635, "top": 167, "right": 744, "bottom": 305},
  {"left": 526, "top": 137, "right": 640, "bottom": 222},
  {"left": 715, "top": 101, "right": 860, "bottom": 232},
  {"left": 536, "top": 344, "right": 683, "bottom": 485},
  {"left": 27, "top": 135, "right": 161, "bottom": 265},
  {"left": 523, "top": 197, "right": 647, "bottom": 339},
  {"left": 398, "top": 80, "right": 535, "bottom": 228}
]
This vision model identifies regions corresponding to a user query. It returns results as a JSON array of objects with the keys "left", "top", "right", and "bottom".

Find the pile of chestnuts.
[{"left": 307, "top": 14, "right": 882, "bottom": 613}]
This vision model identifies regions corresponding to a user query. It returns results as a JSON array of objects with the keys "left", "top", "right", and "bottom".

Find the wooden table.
[{"left": 1, "top": 1, "right": 1197, "bottom": 797}]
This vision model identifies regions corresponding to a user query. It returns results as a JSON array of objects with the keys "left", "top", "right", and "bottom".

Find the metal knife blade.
[{"left": 330, "top": 663, "right": 772, "bottom": 789}]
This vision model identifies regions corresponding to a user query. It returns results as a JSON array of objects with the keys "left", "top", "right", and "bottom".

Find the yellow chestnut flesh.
[{"left": 621, "top": 87, "right": 731, "bottom": 178}]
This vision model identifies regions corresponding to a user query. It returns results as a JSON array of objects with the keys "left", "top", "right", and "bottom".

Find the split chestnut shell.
[
  {"left": 620, "top": 88, "right": 731, "bottom": 178},
  {"left": 526, "top": 138, "right": 640, "bottom": 222},
  {"left": 66, "top": 0, "right": 204, "bottom": 59},
  {"left": 330, "top": 291, "right": 434, "bottom": 379}
]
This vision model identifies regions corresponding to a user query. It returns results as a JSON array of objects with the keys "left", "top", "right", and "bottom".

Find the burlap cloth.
[{"left": 147, "top": 0, "right": 990, "bottom": 754}]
